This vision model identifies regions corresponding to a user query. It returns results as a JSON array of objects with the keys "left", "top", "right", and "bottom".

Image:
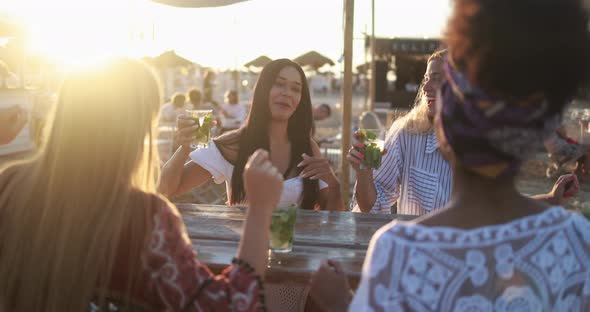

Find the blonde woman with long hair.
[
  {"left": 0, "top": 59, "right": 280, "bottom": 311},
  {"left": 348, "top": 49, "right": 574, "bottom": 216},
  {"left": 389, "top": 52, "right": 446, "bottom": 137},
  {"left": 349, "top": 50, "right": 453, "bottom": 216}
]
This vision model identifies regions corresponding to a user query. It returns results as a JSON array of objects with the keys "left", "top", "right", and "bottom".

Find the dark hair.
[
  {"left": 171, "top": 93, "right": 186, "bottom": 108},
  {"left": 225, "top": 90, "right": 238, "bottom": 104},
  {"left": 215, "top": 59, "right": 318, "bottom": 209},
  {"left": 203, "top": 70, "right": 215, "bottom": 85},
  {"left": 319, "top": 103, "right": 331, "bottom": 116},
  {"left": 187, "top": 88, "right": 201, "bottom": 106},
  {"left": 445, "top": 0, "right": 590, "bottom": 112}
]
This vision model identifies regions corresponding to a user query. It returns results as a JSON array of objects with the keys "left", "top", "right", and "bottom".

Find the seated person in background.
[
  {"left": 311, "top": 0, "right": 590, "bottom": 310},
  {"left": 0, "top": 105, "right": 27, "bottom": 145},
  {"left": 311, "top": 103, "right": 332, "bottom": 140},
  {"left": 159, "top": 92, "right": 187, "bottom": 123},
  {"left": 186, "top": 87, "right": 202, "bottom": 110},
  {"left": 544, "top": 124, "right": 590, "bottom": 180},
  {"left": 0, "top": 59, "right": 278, "bottom": 311},
  {"left": 202, "top": 70, "right": 217, "bottom": 107},
  {"left": 0, "top": 62, "right": 27, "bottom": 145},
  {"left": 188, "top": 87, "right": 217, "bottom": 111},
  {"left": 0, "top": 60, "right": 17, "bottom": 89},
  {"left": 312, "top": 103, "right": 331, "bottom": 122},
  {"left": 219, "top": 89, "right": 247, "bottom": 133}
]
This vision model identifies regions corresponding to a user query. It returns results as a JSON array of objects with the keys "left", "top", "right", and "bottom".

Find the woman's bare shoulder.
[{"left": 214, "top": 130, "right": 242, "bottom": 164}]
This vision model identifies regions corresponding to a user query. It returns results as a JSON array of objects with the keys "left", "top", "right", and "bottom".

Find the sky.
[{"left": 0, "top": 0, "right": 451, "bottom": 70}]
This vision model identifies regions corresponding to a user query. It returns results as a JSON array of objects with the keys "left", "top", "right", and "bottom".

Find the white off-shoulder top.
[{"left": 189, "top": 140, "right": 328, "bottom": 207}]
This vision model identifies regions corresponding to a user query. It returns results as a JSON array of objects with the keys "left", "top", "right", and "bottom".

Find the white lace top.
[
  {"left": 349, "top": 207, "right": 590, "bottom": 311},
  {"left": 190, "top": 141, "right": 328, "bottom": 207}
]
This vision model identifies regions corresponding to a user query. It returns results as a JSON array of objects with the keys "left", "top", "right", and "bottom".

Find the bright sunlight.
[{"left": 1, "top": 0, "right": 450, "bottom": 70}]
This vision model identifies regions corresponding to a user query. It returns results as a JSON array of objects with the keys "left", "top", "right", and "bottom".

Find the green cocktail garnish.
[
  {"left": 357, "top": 130, "right": 383, "bottom": 169},
  {"left": 269, "top": 205, "right": 298, "bottom": 251}
]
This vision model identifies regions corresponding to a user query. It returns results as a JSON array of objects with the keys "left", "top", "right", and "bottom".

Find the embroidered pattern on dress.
[
  {"left": 350, "top": 207, "right": 590, "bottom": 311},
  {"left": 142, "top": 202, "right": 263, "bottom": 311}
]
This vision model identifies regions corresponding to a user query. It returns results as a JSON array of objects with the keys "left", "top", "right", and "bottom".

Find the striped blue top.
[{"left": 351, "top": 128, "right": 453, "bottom": 215}]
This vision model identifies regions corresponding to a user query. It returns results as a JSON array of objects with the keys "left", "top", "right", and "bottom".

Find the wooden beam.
[
  {"left": 341, "top": 0, "right": 354, "bottom": 208},
  {"left": 369, "top": 0, "right": 376, "bottom": 112}
]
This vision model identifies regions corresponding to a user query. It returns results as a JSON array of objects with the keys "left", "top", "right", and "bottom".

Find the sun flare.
[
  {"left": 1, "top": 0, "right": 451, "bottom": 70},
  {"left": 2, "top": 0, "right": 148, "bottom": 70}
]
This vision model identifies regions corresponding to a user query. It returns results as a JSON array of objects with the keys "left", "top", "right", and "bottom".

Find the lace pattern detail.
[{"left": 349, "top": 207, "right": 590, "bottom": 311}]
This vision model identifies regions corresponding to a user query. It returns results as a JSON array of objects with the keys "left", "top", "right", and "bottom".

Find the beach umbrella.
[
  {"left": 293, "top": 51, "right": 335, "bottom": 71},
  {"left": 153, "top": 50, "right": 193, "bottom": 68},
  {"left": 150, "top": 0, "right": 252, "bottom": 92},
  {"left": 151, "top": 0, "right": 250, "bottom": 8},
  {"left": 244, "top": 55, "right": 272, "bottom": 68}
]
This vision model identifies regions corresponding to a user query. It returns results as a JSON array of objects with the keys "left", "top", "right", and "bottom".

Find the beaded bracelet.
[{"left": 232, "top": 258, "right": 267, "bottom": 312}]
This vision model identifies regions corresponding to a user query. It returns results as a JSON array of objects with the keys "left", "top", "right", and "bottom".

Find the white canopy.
[{"left": 150, "top": 0, "right": 250, "bottom": 8}]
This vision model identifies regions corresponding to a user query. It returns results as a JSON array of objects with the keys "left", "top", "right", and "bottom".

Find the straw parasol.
[
  {"left": 293, "top": 51, "right": 335, "bottom": 71},
  {"left": 244, "top": 55, "right": 272, "bottom": 68},
  {"left": 153, "top": 50, "right": 193, "bottom": 68}
]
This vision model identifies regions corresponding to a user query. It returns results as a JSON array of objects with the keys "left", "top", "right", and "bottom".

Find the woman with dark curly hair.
[{"left": 309, "top": 0, "right": 590, "bottom": 310}]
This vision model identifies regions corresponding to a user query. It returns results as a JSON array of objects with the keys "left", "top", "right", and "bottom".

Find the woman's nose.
[
  {"left": 423, "top": 80, "right": 433, "bottom": 92},
  {"left": 281, "top": 86, "right": 290, "bottom": 96}
]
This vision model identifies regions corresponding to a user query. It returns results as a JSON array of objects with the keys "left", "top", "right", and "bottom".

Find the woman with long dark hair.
[{"left": 160, "top": 59, "right": 343, "bottom": 211}]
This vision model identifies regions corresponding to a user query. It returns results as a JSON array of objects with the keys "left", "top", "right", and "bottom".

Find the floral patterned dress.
[
  {"left": 105, "top": 197, "right": 265, "bottom": 311},
  {"left": 350, "top": 207, "right": 590, "bottom": 311}
]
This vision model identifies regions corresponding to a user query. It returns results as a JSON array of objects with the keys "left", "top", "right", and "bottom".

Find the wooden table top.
[{"left": 179, "top": 204, "right": 415, "bottom": 286}]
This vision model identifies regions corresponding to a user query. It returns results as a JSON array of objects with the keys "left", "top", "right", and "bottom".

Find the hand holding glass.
[
  {"left": 186, "top": 109, "right": 213, "bottom": 148},
  {"left": 356, "top": 129, "right": 384, "bottom": 170}
]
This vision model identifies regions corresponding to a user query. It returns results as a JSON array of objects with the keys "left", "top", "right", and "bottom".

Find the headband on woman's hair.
[{"left": 436, "top": 55, "right": 560, "bottom": 178}]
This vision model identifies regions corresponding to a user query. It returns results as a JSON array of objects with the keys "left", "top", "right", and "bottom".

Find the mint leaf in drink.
[
  {"left": 201, "top": 114, "right": 213, "bottom": 131},
  {"left": 361, "top": 141, "right": 382, "bottom": 170},
  {"left": 269, "top": 206, "right": 298, "bottom": 251}
]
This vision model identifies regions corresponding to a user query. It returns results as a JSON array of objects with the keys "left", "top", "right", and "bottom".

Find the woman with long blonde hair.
[
  {"left": 0, "top": 59, "right": 281, "bottom": 311},
  {"left": 391, "top": 50, "right": 446, "bottom": 136},
  {"left": 349, "top": 50, "right": 452, "bottom": 215}
]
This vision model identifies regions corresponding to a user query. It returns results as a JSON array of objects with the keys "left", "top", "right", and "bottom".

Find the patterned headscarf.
[{"left": 436, "top": 55, "right": 561, "bottom": 179}]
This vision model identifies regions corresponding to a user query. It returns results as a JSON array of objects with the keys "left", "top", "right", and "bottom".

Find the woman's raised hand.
[{"left": 244, "top": 149, "right": 284, "bottom": 211}]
